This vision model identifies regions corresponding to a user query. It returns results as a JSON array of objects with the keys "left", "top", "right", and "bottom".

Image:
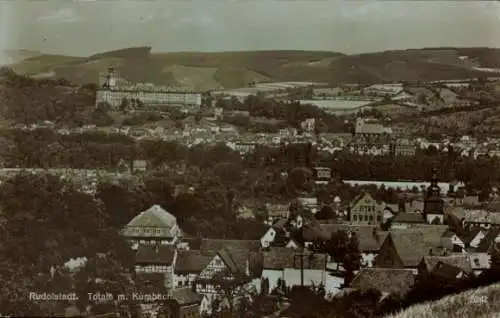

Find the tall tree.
[{"left": 343, "top": 233, "right": 362, "bottom": 286}]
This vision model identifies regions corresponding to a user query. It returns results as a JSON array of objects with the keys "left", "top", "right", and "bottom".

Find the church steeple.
[
  {"left": 427, "top": 167, "right": 441, "bottom": 198},
  {"left": 423, "top": 166, "right": 445, "bottom": 224}
]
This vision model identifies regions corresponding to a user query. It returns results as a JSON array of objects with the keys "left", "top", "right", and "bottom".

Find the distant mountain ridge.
[{"left": 6, "top": 46, "right": 500, "bottom": 90}]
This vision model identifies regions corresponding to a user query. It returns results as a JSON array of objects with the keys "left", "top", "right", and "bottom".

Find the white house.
[
  {"left": 441, "top": 231, "right": 466, "bottom": 252},
  {"left": 121, "top": 204, "right": 182, "bottom": 249},
  {"left": 261, "top": 247, "right": 327, "bottom": 292},
  {"left": 467, "top": 252, "right": 491, "bottom": 276}
]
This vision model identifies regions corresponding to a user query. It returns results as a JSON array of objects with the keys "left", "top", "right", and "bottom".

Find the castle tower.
[
  {"left": 106, "top": 67, "right": 116, "bottom": 88},
  {"left": 423, "top": 167, "right": 445, "bottom": 224}
]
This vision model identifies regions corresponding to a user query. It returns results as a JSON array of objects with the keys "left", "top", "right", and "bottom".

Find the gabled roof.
[
  {"left": 217, "top": 248, "right": 240, "bottom": 273},
  {"left": 272, "top": 219, "right": 289, "bottom": 230},
  {"left": 262, "top": 247, "right": 327, "bottom": 270},
  {"left": 126, "top": 204, "right": 177, "bottom": 228},
  {"left": 350, "top": 192, "right": 382, "bottom": 209},
  {"left": 431, "top": 262, "right": 464, "bottom": 280},
  {"left": 200, "top": 239, "right": 261, "bottom": 275},
  {"left": 386, "top": 229, "right": 446, "bottom": 267},
  {"left": 476, "top": 228, "right": 500, "bottom": 252},
  {"left": 460, "top": 228, "right": 484, "bottom": 245},
  {"left": 405, "top": 200, "right": 425, "bottom": 213},
  {"left": 200, "top": 239, "right": 261, "bottom": 254},
  {"left": 174, "top": 250, "right": 211, "bottom": 274},
  {"left": 391, "top": 212, "right": 426, "bottom": 224},
  {"left": 421, "top": 255, "right": 472, "bottom": 274},
  {"left": 135, "top": 244, "right": 175, "bottom": 265},
  {"left": 350, "top": 268, "right": 415, "bottom": 298},
  {"left": 170, "top": 287, "right": 202, "bottom": 306}
]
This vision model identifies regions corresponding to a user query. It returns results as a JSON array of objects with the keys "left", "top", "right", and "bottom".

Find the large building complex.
[{"left": 95, "top": 67, "right": 202, "bottom": 108}]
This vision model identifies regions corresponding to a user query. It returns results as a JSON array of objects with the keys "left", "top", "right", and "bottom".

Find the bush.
[{"left": 122, "top": 112, "right": 163, "bottom": 126}]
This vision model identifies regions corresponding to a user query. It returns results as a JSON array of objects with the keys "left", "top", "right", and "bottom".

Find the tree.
[
  {"left": 315, "top": 205, "right": 335, "bottom": 220},
  {"left": 87, "top": 107, "right": 115, "bottom": 127},
  {"left": 119, "top": 97, "right": 129, "bottom": 114},
  {"left": 287, "top": 167, "right": 314, "bottom": 194},
  {"left": 261, "top": 277, "right": 270, "bottom": 295},
  {"left": 314, "top": 119, "right": 329, "bottom": 137},
  {"left": 206, "top": 271, "right": 256, "bottom": 317},
  {"left": 0, "top": 173, "right": 131, "bottom": 316},
  {"left": 343, "top": 233, "right": 362, "bottom": 286},
  {"left": 490, "top": 247, "right": 500, "bottom": 272},
  {"left": 326, "top": 230, "right": 348, "bottom": 270}
]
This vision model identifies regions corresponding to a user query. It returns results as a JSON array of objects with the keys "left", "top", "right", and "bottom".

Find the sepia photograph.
[{"left": 1, "top": 0, "right": 500, "bottom": 317}]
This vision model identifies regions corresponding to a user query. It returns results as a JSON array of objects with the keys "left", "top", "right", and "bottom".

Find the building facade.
[
  {"left": 348, "top": 193, "right": 385, "bottom": 225},
  {"left": 96, "top": 67, "right": 202, "bottom": 108},
  {"left": 121, "top": 205, "right": 182, "bottom": 249}
]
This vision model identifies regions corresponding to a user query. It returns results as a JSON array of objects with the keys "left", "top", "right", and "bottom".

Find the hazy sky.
[{"left": 1, "top": 0, "right": 499, "bottom": 56}]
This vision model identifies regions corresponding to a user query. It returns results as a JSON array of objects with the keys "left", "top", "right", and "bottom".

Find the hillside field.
[
  {"left": 4, "top": 46, "right": 500, "bottom": 90},
  {"left": 387, "top": 283, "right": 500, "bottom": 318}
]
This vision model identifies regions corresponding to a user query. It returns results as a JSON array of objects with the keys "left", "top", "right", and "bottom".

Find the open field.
[{"left": 5, "top": 47, "right": 500, "bottom": 90}]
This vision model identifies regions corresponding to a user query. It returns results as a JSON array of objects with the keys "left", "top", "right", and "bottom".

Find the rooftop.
[
  {"left": 350, "top": 268, "right": 415, "bottom": 298},
  {"left": 262, "top": 247, "right": 327, "bottom": 270},
  {"left": 125, "top": 204, "right": 177, "bottom": 229},
  {"left": 135, "top": 244, "right": 176, "bottom": 265},
  {"left": 174, "top": 249, "right": 212, "bottom": 274}
]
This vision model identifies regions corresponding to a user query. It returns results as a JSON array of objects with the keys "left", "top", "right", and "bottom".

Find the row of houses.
[
  {"left": 119, "top": 187, "right": 500, "bottom": 316},
  {"left": 123, "top": 201, "right": 500, "bottom": 317}
]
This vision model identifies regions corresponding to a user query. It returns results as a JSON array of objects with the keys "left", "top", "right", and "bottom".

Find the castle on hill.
[{"left": 95, "top": 67, "right": 202, "bottom": 109}]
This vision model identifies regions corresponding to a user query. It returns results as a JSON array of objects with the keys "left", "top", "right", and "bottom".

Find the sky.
[{"left": 0, "top": 0, "right": 499, "bottom": 57}]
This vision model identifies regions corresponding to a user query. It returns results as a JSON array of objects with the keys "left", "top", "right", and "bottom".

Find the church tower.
[
  {"left": 423, "top": 167, "right": 445, "bottom": 224},
  {"left": 103, "top": 67, "right": 116, "bottom": 89}
]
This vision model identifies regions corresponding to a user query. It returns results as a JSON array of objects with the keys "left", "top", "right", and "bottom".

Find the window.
[
  {"left": 377, "top": 215, "right": 381, "bottom": 222},
  {"left": 369, "top": 215, "right": 373, "bottom": 222},
  {"left": 155, "top": 229, "right": 161, "bottom": 236},
  {"left": 353, "top": 215, "right": 357, "bottom": 221}
]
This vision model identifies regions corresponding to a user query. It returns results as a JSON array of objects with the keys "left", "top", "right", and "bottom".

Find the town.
[
  {"left": 2, "top": 2, "right": 500, "bottom": 317},
  {"left": 1, "top": 57, "right": 500, "bottom": 318}
]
